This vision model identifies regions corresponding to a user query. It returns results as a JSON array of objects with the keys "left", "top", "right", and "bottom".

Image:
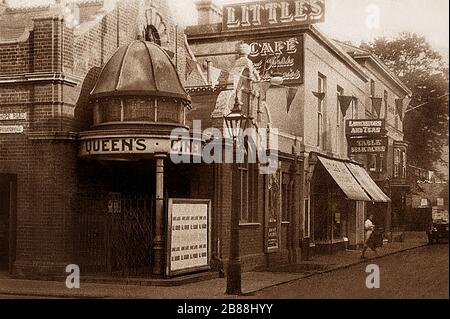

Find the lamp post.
[{"left": 224, "top": 94, "right": 252, "bottom": 295}]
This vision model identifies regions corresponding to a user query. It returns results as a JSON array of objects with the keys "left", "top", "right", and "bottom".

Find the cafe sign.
[
  {"left": 346, "top": 120, "right": 386, "bottom": 137},
  {"left": 248, "top": 36, "right": 303, "bottom": 84},
  {"left": 348, "top": 137, "right": 388, "bottom": 155},
  {"left": 223, "top": 0, "right": 325, "bottom": 31}
]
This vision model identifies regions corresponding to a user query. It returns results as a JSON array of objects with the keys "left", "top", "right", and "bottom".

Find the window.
[
  {"left": 370, "top": 80, "right": 376, "bottom": 115},
  {"left": 351, "top": 98, "right": 359, "bottom": 119},
  {"left": 384, "top": 90, "right": 388, "bottom": 119},
  {"left": 282, "top": 173, "right": 290, "bottom": 222},
  {"left": 240, "top": 162, "right": 257, "bottom": 223},
  {"left": 304, "top": 198, "right": 310, "bottom": 238},
  {"left": 368, "top": 154, "right": 384, "bottom": 173},
  {"left": 394, "top": 100, "right": 399, "bottom": 130},
  {"left": 144, "top": 25, "right": 161, "bottom": 46},
  {"left": 401, "top": 150, "right": 407, "bottom": 178},
  {"left": 336, "top": 86, "right": 344, "bottom": 153},
  {"left": 317, "top": 73, "right": 327, "bottom": 148},
  {"left": 394, "top": 149, "right": 401, "bottom": 178},
  {"left": 239, "top": 163, "right": 249, "bottom": 222}
]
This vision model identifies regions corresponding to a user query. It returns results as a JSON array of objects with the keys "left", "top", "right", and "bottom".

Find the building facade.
[{"left": 0, "top": 0, "right": 412, "bottom": 279}]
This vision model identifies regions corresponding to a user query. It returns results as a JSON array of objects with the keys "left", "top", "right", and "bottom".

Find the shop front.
[
  {"left": 76, "top": 40, "right": 213, "bottom": 278},
  {"left": 309, "top": 154, "right": 391, "bottom": 254}
]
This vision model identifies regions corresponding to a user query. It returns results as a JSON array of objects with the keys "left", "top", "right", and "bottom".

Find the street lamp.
[
  {"left": 224, "top": 95, "right": 251, "bottom": 140},
  {"left": 224, "top": 94, "right": 252, "bottom": 295}
]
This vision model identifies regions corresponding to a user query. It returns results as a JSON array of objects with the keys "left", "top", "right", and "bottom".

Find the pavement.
[{"left": 0, "top": 232, "right": 431, "bottom": 299}]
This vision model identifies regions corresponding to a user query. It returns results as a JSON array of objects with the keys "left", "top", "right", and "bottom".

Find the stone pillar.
[{"left": 153, "top": 155, "right": 166, "bottom": 276}]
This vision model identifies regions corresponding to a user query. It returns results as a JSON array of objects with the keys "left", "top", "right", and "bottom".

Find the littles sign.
[{"left": 223, "top": 0, "right": 325, "bottom": 31}]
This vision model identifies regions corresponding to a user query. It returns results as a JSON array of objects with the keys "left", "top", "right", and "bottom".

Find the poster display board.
[
  {"left": 265, "top": 171, "right": 282, "bottom": 253},
  {"left": 167, "top": 199, "right": 211, "bottom": 276}
]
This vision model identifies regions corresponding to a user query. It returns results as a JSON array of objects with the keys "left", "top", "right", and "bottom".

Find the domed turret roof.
[{"left": 90, "top": 41, "right": 190, "bottom": 102}]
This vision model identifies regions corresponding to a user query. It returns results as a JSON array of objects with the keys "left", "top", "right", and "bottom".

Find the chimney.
[{"left": 195, "top": 0, "right": 222, "bottom": 25}]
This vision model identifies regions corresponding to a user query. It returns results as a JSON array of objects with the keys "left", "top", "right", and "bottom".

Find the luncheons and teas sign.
[
  {"left": 348, "top": 137, "right": 388, "bottom": 155},
  {"left": 346, "top": 120, "right": 386, "bottom": 137},
  {"left": 167, "top": 199, "right": 211, "bottom": 276},
  {"left": 248, "top": 36, "right": 303, "bottom": 84},
  {"left": 223, "top": 0, "right": 325, "bottom": 31}
]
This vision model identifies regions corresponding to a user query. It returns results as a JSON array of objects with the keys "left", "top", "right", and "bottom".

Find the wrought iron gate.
[{"left": 76, "top": 194, "right": 154, "bottom": 277}]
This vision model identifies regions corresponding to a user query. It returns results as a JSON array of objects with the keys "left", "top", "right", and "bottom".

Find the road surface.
[{"left": 251, "top": 244, "right": 449, "bottom": 299}]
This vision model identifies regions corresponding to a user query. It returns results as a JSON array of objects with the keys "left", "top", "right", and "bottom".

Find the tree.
[{"left": 361, "top": 32, "right": 449, "bottom": 177}]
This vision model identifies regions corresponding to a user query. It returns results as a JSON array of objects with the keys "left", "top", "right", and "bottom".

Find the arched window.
[{"left": 144, "top": 25, "right": 161, "bottom": 46}]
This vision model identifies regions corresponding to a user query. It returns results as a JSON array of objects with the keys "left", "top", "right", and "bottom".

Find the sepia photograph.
[{"left": 0, "top": 0, "right": 448, "bottom": 309}]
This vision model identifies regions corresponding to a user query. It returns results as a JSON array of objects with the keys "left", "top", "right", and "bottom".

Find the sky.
[
  {"left": 5, "top": 0, "right": 449, "bottom": 59},
  {"left": 169, "top": 0, "right": 449, "bottom": 60}
]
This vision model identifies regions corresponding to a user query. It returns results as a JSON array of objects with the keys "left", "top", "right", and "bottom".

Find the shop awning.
[
  {"left": 318, "top": 157, "right": 371, "bottom": 201},
  {"left": 346, "top": 163, "right": 391, "bottom": 203}
]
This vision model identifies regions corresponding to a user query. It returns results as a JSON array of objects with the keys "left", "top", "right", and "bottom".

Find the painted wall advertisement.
[
  {"left": 167, "top": 199, "right": 211, "bottom": 276},
  {"left": 247, "top": 36, "right": 304, "bottom": 84},
  {"left": 346, "top": 120, "right": 386, "bottom": 137},
  {"left": 348, "top": 137, "right": 388, "bottom": 155},
  {"left": 223, "top": 0, "right": 325, "bottom": 31},
  {"left": 265, "top": 171, "right": 282, "bottom": 253}
]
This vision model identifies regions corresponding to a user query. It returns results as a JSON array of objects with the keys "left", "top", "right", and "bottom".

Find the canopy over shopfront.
[
  {"left": 317, "top": 156, "right": 390, "bottom": 203},
  {"left": 346, "top": 163, "right": 391, "bottom": 203},
  {"left": 317, "top": 157, "right": 371, "bottom": 201}
]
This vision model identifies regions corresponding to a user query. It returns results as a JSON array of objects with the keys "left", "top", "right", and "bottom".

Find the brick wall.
[{"left": 0, "top": 0, "right": 196, "bottom": 277}]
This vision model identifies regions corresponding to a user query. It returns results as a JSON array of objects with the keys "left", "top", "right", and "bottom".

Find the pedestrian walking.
[{"left": 361, "top": 214, "right": 378, "bottom": 259}]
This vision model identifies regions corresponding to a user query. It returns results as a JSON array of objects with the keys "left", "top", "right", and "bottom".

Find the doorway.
[{"left": 0, "top": 174, "right": 16, "bottom": 273}]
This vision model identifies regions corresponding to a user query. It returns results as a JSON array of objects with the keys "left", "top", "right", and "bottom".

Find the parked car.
[{"left": 427, "top": 220, "right": 449, "bottom": 244}]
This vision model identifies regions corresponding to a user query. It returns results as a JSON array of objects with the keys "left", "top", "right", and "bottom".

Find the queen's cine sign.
[{"left": 223, "top": 0, "right": 325, "bottom": 31}]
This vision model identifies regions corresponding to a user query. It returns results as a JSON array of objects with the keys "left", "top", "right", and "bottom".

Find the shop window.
[
  {"left": 368, "top": 154, "right": 384, "bottom": 173},
  {"left": 317, "top": 73, "right": 327, "bottom": 148},
  {"left": 304, "top": 198, "right": 310, "bottom": 238},
  {"left": 394, "top": 149, "right": 401, "bottom": 178},
  {"left": 282, "top": 173, "right": 290, "bottom": 222},
  {"left": 332, "top": 194, "right": 349, "bottom": 241}
]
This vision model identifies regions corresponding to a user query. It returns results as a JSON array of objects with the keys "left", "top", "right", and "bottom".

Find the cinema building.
[{"left": 0, "top": 0, "right": 411, "bottom": 279}]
